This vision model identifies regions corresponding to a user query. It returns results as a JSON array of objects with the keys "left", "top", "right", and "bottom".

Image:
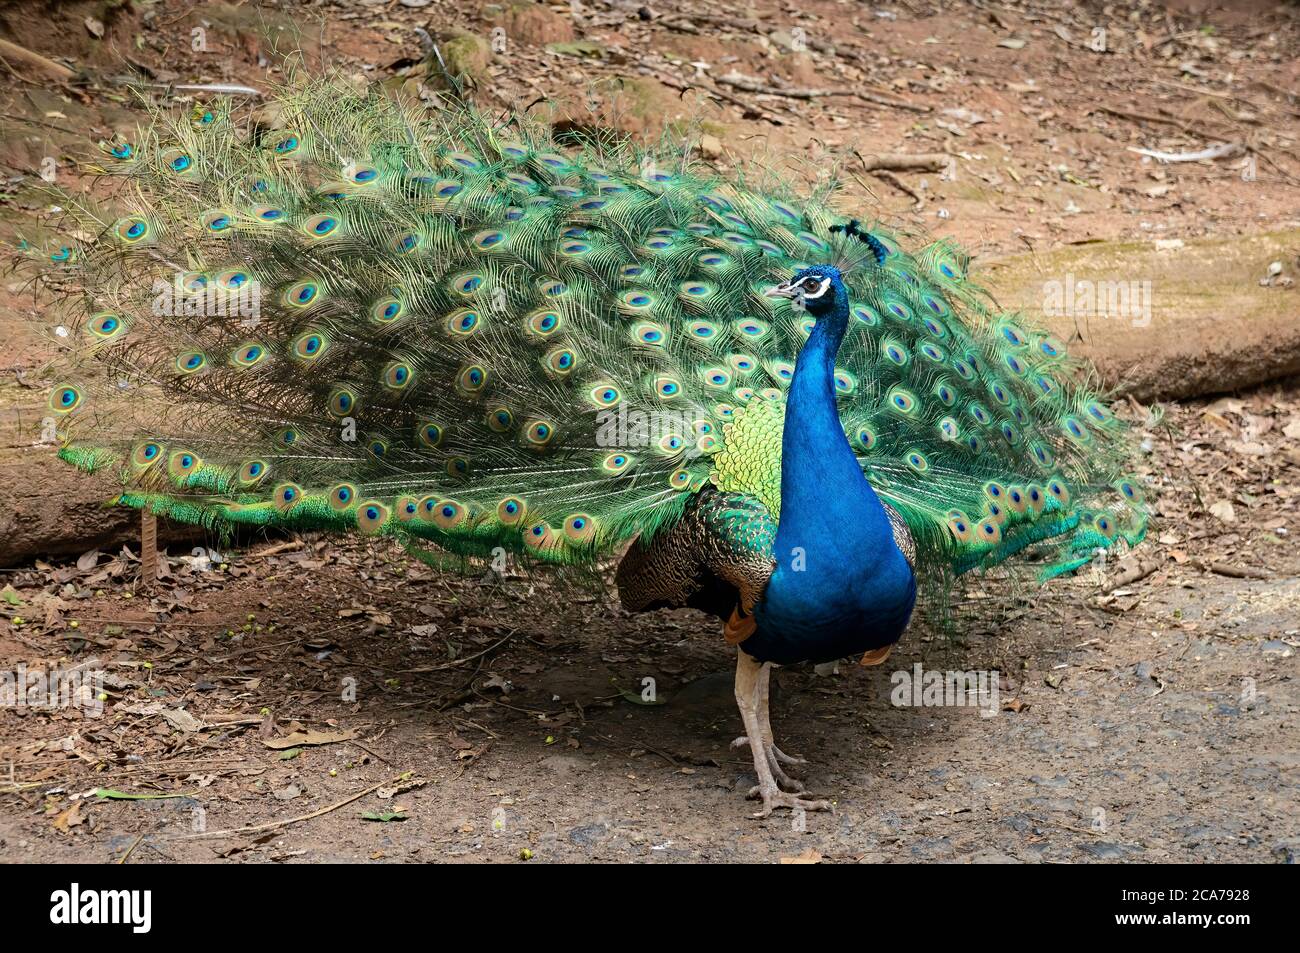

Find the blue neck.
[
  {"left": 744, "top": 285, "right": 917, "bottom": 664},
  {"left": 773, "top": 301, "right": 897, "bottom": 564}
]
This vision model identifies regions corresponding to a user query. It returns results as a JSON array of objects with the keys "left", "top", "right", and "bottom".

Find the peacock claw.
[
  {"left": 731, "top": 735, "right": 806, "bottom": 766},
  {"left": 749, "top": 784, "right": 833, "bottom": 818}
]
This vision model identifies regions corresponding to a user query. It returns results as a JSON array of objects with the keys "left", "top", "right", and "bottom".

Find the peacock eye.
[{"left": 800, "top": 277, "right": 822, "bottom": 290}]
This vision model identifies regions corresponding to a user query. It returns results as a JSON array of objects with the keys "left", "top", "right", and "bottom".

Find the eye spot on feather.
[
  {"left": 884, "top": 342, "right": 908, "bottom": 366},
  {"left": 1062, "top": 416, "right": 1089, "bottom": 443},
  {"left": 588, "top": 383, "right": 621, "bottom": 408},
  {"left": 1094, "top": 514, "right": 1116, "bottom": 539},
  {"left": 87, "top": 312, "right": 125, "bottom": 340},
  {"left": 350, "top": 165, "right": 379, "bottom": 185},
  {"left": 357, "top": 502, "right": 389, "bottom": 534},
  {"left": 701, "top": 367, "right": 731, "bottom": 389},
  {"left": 1000, "top": 422, "right": 1020, "bottom": 444},
  {"left": 967, "top": 434, "right": 986, "bottom": 454},
  {"left": 905, "top": 450, "right": 929, "bottom": 473},
  {"left": 232, "top": 343, "right": 265, "bottom": 368},
  {"left": 447, "top": 309, "right": 481, "bottom": 336},
  {"left": 168, "top": 450, "right": 200, "bottom": 480},
  {"left": 544, "top": 347, "right": 579, "bottom": 377},
  {"left": 329, "top": 484, "right": 357, "bottom": 511},
  {"left": 269, "top": 132, "right": 300, "bottom": 155},
  {"left": 392, "top": 232, "right": 420, "bottom": 254},
  {"left": 631, "top": 322, "right": 666, "bottom": 347},
  {"left": 1039, "top": 337, "right": 1064, "bottom": 358},
  {"left": 1004, "top": 354, "right": 1026, "bottom": 376},
  {"left": 275, "top": 428, "right": 297, "bottom": 448},
  {"left": 560, "top": 239, "right": 591, "bottom": 255},
  {"left": 969, "top": 404, "right": 991, "bottom": 426},
  {"left": 920, "top": 344, "right": 946, "bottom": 364},
  {"left": 855, "top": 425, "right": 877, "bottom": 451},
  {"left": 252, "top": 205, "right": 285, "bottom": 222},
  {"left": 50, "top": 385, "right": 82, "bottom": 413},
  {"left": 292, "top": 331, "right": 326, "bottom": 361},
  {"left": 947, "top": 511, "right": 973, "bottom": 543},
  {"left": 458, "top": 364, "right": 488, "bottom": 394},
  {"left": 934, "top": 382, "right": 956, "bottom": 406},
  {"left": 1085, "top": 401, "right": 1112, "bottom": 424},
  {"left": 601, "top": 453, "right": 633, "bottom": 475},
  {"left": 496, "top": 497, "right": 526, "bottom": 524},
  {"left": 734, "top": 319, "right": 769, "bottom": 340},
  {"left": 302, "top": 214, "right": 339, "bottom": 239},
  {"left": 978, "top": 520, "right": 1002, "bottom": 544},
  {"left": 668, "top": 469, "right": 693, "bottom": 490},
  {"left": 622, "top": 291, "right": 655, "bottom": 310},
  {"left": 952, "top": 359, "right": 975, "bottom": 381},
  {"left": 429, "top": 500, "right": 466, "bottom": 531},
  {"left": 132, "top": 443, "right": 163, "bottom": 469},
  {"left": 564, "top": 514, "right": 596, "bottom": 544},
  {"left": 368, "top": 439, "right": 389, "bottom": 459},
  {"left": 273, "top": 483, "right": 301, "bottom": 510},
  {"left": 938, "top": 417, "right": 960, "bottom": 441},
  {"left": 238, "top": 460, "right": 268, "bottom": 485},
  {"left": 397, "top": 497, "right": 419, "bottom": 522},
  {"left": 886, "top": 387, "right": 918, "bottom": 417},
  {"left": 687, "top": 320, "right": 719, "bottom": 341},
  {"left": 697, "top": 253, "right": 731, "bottom": 269},
  {"left": 525, "top": 309, "right": 561, "bottom": 337},
  {"left": 115, "top": 217, "right": 152, "bottom": 244},
  {"left": 473, "top": 229, "right": 507, "bottom": 250},
  {"left": 539, "top": 280, "right": 568, "bottom": 297},
  {"left": 383, "top": 362, "right": 413, "bottom": 390},
  {"left": 851, "top": 305, "right": 879, "bottom": 327},
  {"left": 1048, "top": 480, "right": 1070, "bottom": 505},
  {"left": 487, "top": 406, "right": 514, "bottom": 433},
  {"left": 657, "top": 433, "right": 685, "bottom": 456},
  {"left": 328, "top": 388, "right": 357, "bottom": 417},
  {"left": 653, "top": 376, "right": 682, "bottom": 400},
  {"left": 418, "top": 422, "right": 445, "bottom": 448},
  {"left": 524, "top": 419, "right": 556, "bottom": 448},
  {"left": 284, "top": 281, "right": 319, "bottom": 308},
  {"left": 452, "top": 273, "right": 485, "bottom": 295},
  {"left": 834, "top": 371, "right": 856, "bottom": 395},
  {"left": 163, "top": 149, "right": 193, "bottom": 174}
]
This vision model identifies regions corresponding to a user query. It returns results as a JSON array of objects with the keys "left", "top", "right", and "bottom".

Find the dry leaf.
[
  {"left": 262, "top": 728, "right": 355, "bottom": 750},
  {"left": 779, "top": 848, "right": 822, "bottom": 864}
]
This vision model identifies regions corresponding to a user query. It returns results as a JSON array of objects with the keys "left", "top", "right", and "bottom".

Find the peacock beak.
[{"left": 765, "top": 282, "right": 798, "bottom": 299}]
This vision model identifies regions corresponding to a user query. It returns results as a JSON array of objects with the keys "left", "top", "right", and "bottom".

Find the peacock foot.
[
  {"left": 748, "top": 781, "right": 833, "bottom": 819},
  {"left": 734, "top": 650, "right": 832, "bottom": 816},
  {"left": 732, "top": 736, "right": 806, "bottom": 792}
]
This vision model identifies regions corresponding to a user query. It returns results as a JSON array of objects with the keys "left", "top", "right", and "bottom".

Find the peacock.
[{"left": 26, "top": 78, "right": 1149, "bottom": 816}]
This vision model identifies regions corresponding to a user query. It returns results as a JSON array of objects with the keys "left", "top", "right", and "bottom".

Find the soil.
[{"left": 0, "top": 0, "right": 1297, "bottom": 863}]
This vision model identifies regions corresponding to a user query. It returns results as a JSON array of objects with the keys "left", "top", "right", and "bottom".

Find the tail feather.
[{"left": 26, "top": 76, "right": 1149, "bottom": 583}]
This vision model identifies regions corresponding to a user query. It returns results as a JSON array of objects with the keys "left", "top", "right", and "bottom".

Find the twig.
[
  {"left": 0, "top": 39, "right": 76, "bottom": 82},
  {"left": 244, "top": 539, "right": 304, "bottom": 560},
  {"left": 1102, "top": 557, "right": 1162, "bottom": 593},
  {"left": 1192, "top": 560, "right": 1269, "bottom": 580},
  {"left": 176, "top": 774, "right": 400, "bottom": 839},
  {"left": 858, "top": 152, "right": 954, "bottom": 173},
  {"left": 117, "top": 832, "right": 146, "bottom": 864}
]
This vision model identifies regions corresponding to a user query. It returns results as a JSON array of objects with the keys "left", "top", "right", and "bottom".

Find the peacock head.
[{"left": 765, "top": 265, "right": 847, "bottom": 321}]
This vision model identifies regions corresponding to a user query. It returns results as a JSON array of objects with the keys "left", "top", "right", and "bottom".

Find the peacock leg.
[
  {"left": 734, "top": 651, "right": 831, "bottom": 817},
  {"left": 731, "top": 662, "right": 806, "bottom": 792}
]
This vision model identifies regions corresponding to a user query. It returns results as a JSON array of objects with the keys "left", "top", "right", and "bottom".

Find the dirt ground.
[{"left": 0, "top": 0, "right": 1297, "bottom": 863}]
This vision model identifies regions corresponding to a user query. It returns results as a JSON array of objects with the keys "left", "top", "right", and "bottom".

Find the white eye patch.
[{"left": 799, "top": 276, "right": 832, "bottom": 299}]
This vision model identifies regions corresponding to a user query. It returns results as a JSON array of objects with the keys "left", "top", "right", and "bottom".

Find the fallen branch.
[
  {"left": 858, "top": 152, "right": 953, "bottom": 173},
  {"left": 0, "top": 38, "right": 76, "bottom": 82},
  {"left": 1192, "top": 559, "right": 1270, "bottom": 580},
  {"left": 176, "top": 774, "right": 401, "bottom": 840},
  {"left": 245, "top": 539, "right": 305, "bottom": 560},
  {"left": 1127, "top": 141, "right": 1245, "bottom": 163},
  {"left": 1102, "top": 557, "right": 1163, "bottom": 593}
]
